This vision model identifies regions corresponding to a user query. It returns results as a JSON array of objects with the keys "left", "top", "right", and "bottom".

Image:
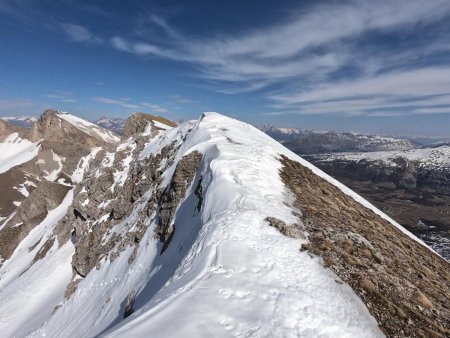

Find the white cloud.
[
  {"left": 141, "top": 102, "right": 170, "bottom": 114},
  {"left": 268, "top": 66, "right": 450, "bottom": 116},
  {"left": 109, "top": 0, "right": 450, "bottom": 89},
  {"left": 60, "top": 23, "right": 102, "bottom": 44},
  {"left": 92, "top": 97, "right": 171, "bottom": 114},
  {"left": 93, "top": 97, "right": 139, "bottom": 109},
  {"left": 46, "top": 93, "right": 77, "bottom": 103},
  {"left": 106, "top": 0, "right": 450, "bottom": 117},
  {"left": 147, "top": 14, "right": 181, "bottom": 39},
  {"left": 169, "top": 95, "right": 197, "bottom": 104},
  {"left": 272, "top": 67, "right": 450, "bottom": 105},
  {"left": 46, "top": 94, "right": 65, "bottom": 99},
  {"left": 110, "top": 37, "right": 174, "bottom": 58}
]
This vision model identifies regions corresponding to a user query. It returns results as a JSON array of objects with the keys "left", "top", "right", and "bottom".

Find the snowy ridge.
[
  {"left": 102, "top": 113, "right": 383, "bottom": 337},
  {"left": 0, "top": 112, "right": 438, "bottom": 337},
  {"left": 152, "top": 120, "right": 173, "bottom": 130},
  {"left": 57, "top": 112, "right": 120, "bottom": 143}
]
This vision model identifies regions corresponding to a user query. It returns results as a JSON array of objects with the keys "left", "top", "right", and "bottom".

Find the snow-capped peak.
[{"left": 56, "top": 111, "right": 120, "bottom": 143}]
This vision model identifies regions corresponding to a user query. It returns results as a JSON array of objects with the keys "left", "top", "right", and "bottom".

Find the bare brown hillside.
[{"left": 279, "top": 155, "right": 450, "bottom": 338}]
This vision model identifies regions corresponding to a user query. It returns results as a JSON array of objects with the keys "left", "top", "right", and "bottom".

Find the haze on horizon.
[{"left": 1, "top": 0, "right": 450, "bottom": 138}]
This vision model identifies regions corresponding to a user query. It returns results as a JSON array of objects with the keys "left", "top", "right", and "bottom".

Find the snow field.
[{"left": 0, "top": 132, "right": 41, "bottom": 174}]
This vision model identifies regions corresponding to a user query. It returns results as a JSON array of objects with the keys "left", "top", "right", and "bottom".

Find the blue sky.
[{"left": 1, "top": 0, "right": 450, "bottom": 137}]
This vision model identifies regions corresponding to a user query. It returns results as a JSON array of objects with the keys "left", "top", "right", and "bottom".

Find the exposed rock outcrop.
[
  {"left": 0, "top": 161, "right": 40, "bottom": 220},
  {"left": 157, "top": 151, "right": 203, "bottom": 253},
  {"left": 0, "top": 119, "right": 30, "bottom": 140},
  {"left": 66, "top": 136, "right": 188, "bottom": 278},
  {"left": 121, "top": 112, "right": 176, "bottom": 140},
  {"left": 0, "top": 180, "right": 71, "bottom": 263},
  {"left": 30, "top": 109, "right": 118, "bottom": 176},
  {"left": 0, "top": 110, "right": 121, "bottom": 254}
]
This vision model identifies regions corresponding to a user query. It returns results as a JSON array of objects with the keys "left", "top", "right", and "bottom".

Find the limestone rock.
[
  {"left": 122, "top": 112, "right": 176, "bottom": 140},
  {"left": 0, "top": 180, "right": 71, "bottom": 263}
]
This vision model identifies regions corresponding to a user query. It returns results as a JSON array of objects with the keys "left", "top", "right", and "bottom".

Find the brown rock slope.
[
  {"left": 0, "top": 120, "right": 40, "bottom": 222},
  {"left": 0, "top": 119, "right": 30, "bottom": 140},
  {"left": 279, "top": 155, "right": 450, "bottom": 338},
  {"left": 121, "top": 112, "right": 177, "bottom": 140},
  {"left": 0, "top": 180, "right": 71, "bottom": 263},
  {"left": 0, "top": 110, "right": 120, "bottom": 266},
  {"left": 30, "top": 109, "right": 118, "bottom": 175}
]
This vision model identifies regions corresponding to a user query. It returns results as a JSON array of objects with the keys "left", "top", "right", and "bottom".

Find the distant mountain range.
[
  {"left": 4, "top": 116, "right": 447, "bottom": 152},
  {"left": 0, "top": 116, "right": 37, "bottom": 128},
  {"left": 261, "top": 124, "right": 419, "bottom": 154},
  {"left": 94, "top": 117, "right": 127, "bottom": 135}
]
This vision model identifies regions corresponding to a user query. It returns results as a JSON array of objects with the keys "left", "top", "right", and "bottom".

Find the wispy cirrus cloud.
[
  {"left": 0, "top": 98, "right": 46, "bottom": 115},
  {"left": 46, "top": 93, "right": 78, "bottom": 103},
  {"left": 141, "top": 102, "right": 169, "bottom": 114},
  {"left": 93, "top": 97, "right": 139, "bottom": 109},
  {"left": 269, "top": 67, "right": 450, "bottom": 116},
  {"left": 110, "top": 36, "right": 173, "bottom": 58},
  {"left": 60, "top": 23, "right": 102, "bottom": 44},
  {"left": 169, "top": 95, "right": 198, "bottom": 104},
  {"left": 92, "top": 97, "right": 172, "bottom": 115},
  {"left": 110, "top": 1, "right": 450, "bottom": 80},
  {"left": 108, "top": 0, "right": 450, "bottom": 116}
]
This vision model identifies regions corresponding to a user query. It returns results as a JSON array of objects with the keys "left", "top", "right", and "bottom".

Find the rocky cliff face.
[
  {"left": 30, "top": 109, "right": 120, "bottom": 175},
  {"left": 0, "top": 119, "right": 30, "bottom": 140},
  {"left": 0, "top": 110, "right": 120, "bottom": 266},
  {"left": 121, "top": 112, "right": 176, "bottom": 139},
  {"left": 0, "top": 180, "right": 71, "bottom": 262},
  {"left": 0, "top": 112, "right": 448, "bottom": 338}
]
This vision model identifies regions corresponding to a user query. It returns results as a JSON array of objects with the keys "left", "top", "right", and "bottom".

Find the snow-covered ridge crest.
[
  {"left": 0, "top": 132, "right": 41, "bottom": 174},
  {"left": 0, "top": 112, "right": 448, "bottom": 337},
  {"left": 57, "top": 111, "right": 120, "bottom": 143}
]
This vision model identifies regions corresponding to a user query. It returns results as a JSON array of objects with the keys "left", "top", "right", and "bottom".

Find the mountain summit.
[{"left": 0, "top": 111, "right": 448, "bottom": 337}]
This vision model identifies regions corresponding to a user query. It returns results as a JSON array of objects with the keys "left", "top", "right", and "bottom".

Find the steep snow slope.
[
  {"left": 0, "top": 190, "right": 74, "bottom": 334},
  {"left": 0, "top": 113, "right": 444, "bottom": 337},
  {"left": 57, "top": 112, "right": 120, "bottom": 143},
  {"left": 0, "top": 132, "right": 41, "bottom": 174}
]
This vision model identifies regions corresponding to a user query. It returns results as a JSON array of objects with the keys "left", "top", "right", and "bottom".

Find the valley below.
[{"left": 263, "top": 125, "right": 450, "bottom": 261}]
